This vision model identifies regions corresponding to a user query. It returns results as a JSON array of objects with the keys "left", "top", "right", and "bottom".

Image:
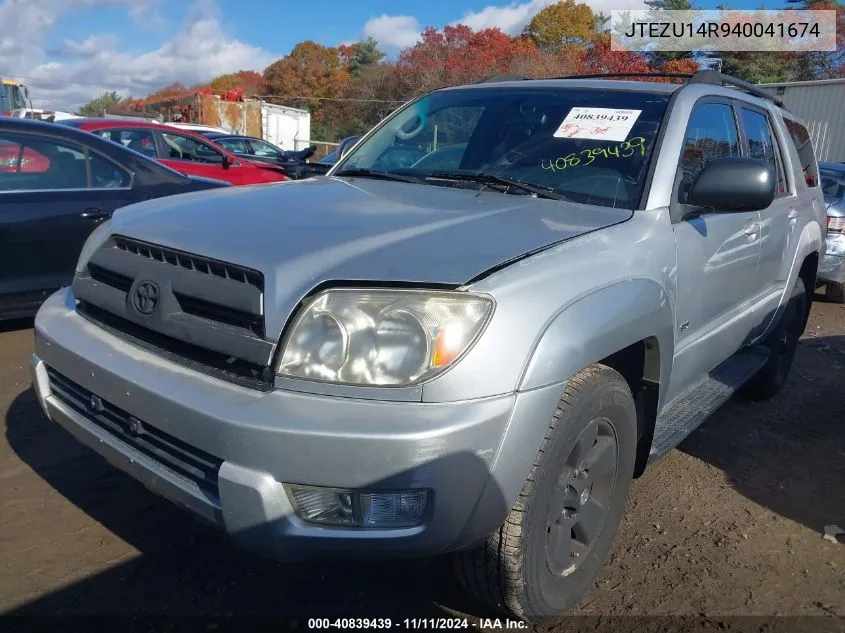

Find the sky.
[{"left": 0, "top": 0, "right": 791, "bottom": 112}]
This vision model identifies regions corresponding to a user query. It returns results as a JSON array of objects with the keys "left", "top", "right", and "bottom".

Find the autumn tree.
[
  {"left": 523, "top": 0, "right": 597, "bottom": 52},
  {"left": 583, "top": 32, "right": 651, "bottom": 74},
  {"left": 263, "top": 41, "right": 349, "bottom": 124},
  {"left": 397, "top": 25, "right": 539, "bottom": 95},
  {"left": 209, "top": 70, "right": 266, "bottom": 95},
  {"left": 339, "top": 37, "right": 386, "bottom": 77},
  {"left": 77, "top": 91, "right": 124, "bottom": 116}
]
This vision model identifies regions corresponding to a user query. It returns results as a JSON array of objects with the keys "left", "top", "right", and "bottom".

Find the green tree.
[
  {"left": 523, "top": 0, "right": 597, "bottom": 52},
  {"left": 77, "top": 91, "right": 123, "bottom": 117},
  {"left": 643, "top": 0, "right": 698, "bottom": 64},
  {"left": 340, "top": 37, "right": 386, "bottom": 77}
]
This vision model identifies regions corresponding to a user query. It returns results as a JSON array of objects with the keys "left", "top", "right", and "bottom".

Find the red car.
[
  {"left": 0, "top": 139, "right": 51, "bottom": 172},
  {"left": 57, "top": 119, "right": 289, "bottom": 186}
]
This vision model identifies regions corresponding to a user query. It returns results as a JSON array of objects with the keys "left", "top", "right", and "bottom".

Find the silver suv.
[{"left": 30, "top": 71, "right": 825, "bottom": 622}]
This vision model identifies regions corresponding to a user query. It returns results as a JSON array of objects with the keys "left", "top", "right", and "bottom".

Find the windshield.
[{"left": 335, "top": 87, "right": 670, "bottom": 210}]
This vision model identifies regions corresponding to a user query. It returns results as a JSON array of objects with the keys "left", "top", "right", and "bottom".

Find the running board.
[{"left": 648, "top": 346, "right": 769, "bottom": 463}]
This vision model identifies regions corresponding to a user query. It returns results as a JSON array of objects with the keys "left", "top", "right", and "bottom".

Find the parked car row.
[
  {"left": 0, "top": 113, "right": 374, "bottom": 321},
  {"left": 0, "top": 117, "right": 234, "bottom": 320}
]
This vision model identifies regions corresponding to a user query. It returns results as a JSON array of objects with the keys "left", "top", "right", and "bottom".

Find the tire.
[
  {"left": 826, "top": 282, "right": 845, "bottom": 304},
  {"left": 742, "top": 276, "right": 808, "bottom": 401},
  {"left": 453, "top": 365, "right": 638, "bottom": 623}
]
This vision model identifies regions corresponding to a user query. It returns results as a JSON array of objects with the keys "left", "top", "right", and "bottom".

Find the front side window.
[
  {"left": 740, "top": 108, "right": 786, "bottom": 195},
  {"left": 161, "top": 132, "right": 225, "bottom": 163},
  {"left": 678, "top": 102, "right": 740, "bottom": 204},
  {"left": 335, "top": 88, "right": 671, "bottom": 210}
]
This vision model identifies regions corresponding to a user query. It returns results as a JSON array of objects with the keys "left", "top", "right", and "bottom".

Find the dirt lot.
[{"left": 1, "top": 297, "right": 843, "bottom": 632}]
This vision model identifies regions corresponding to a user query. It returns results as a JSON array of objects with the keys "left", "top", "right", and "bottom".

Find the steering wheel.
[{"left": 396, "top": 114, "right": 426, "bottom": 140}]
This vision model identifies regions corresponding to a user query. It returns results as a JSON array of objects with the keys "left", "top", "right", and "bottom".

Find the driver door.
[{"left": 668, "top": 98, "right": 762, "bottom": 398}]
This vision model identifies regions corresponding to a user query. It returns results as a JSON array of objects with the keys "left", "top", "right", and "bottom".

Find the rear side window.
[
  {"left": 783, "top": 118, "right": 819, "bottom": 187},
  {"left": 96, "top": 128, "right": 159, "bottom": 159},
  {"left": 739, "top": 108, "right": 787, "bottom": 195},
  {"left": 679, "top": 102, "right": 740, "bottom": 203}
]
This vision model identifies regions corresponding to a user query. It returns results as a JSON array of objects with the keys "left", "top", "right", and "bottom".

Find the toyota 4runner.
[{"left": 30, "top": 70, "right": 825, "bottom": 622}]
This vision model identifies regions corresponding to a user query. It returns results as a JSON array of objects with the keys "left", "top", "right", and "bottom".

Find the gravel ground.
[{"left": 1, "top": 296, "right": 843, "bottom": 632}]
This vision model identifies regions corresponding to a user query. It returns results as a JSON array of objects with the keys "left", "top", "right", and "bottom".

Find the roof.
[{"left": 440, "top": 78, "right": 682, "bottom": 94}]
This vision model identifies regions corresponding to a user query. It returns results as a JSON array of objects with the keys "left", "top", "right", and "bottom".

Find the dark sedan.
[
  {"left": 0, "top": 117, "right": 230, "bottom": 320},
  {"left": 202, "top": 133, "right": 331, "bottom": 179}
]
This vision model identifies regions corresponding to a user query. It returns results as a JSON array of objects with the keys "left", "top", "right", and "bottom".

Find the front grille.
[
  {"left": 47, "top": 367, "right": 223, "bottom": 501},
  {"left": 114, "top": 236, "right": 263, "bottom": 290},
  {"left": 71, "top": 236, "right": 276, "bottom": 391}
]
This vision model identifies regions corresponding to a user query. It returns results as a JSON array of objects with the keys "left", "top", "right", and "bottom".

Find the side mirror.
[
  {"left": 338, "top": 136, "right": 361, "bottom": 159},
  {"left": 688, "top": 157, "right": 776, "bottom": 212}
]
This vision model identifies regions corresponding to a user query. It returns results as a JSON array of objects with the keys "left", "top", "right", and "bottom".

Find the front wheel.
[
  {"left": 826, "top": 281, "right": 845, "bottom": 304},
  {"left": 453, "top": 365, "right": 637, "bottom": 623}
]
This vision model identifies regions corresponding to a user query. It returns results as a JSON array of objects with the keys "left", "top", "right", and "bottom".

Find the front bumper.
[
  {"left": 818, "top": 253, "right": 845, "bottom": 286},
  {"left": 31, "top": 288, "right": 563, "bottom": 561}
]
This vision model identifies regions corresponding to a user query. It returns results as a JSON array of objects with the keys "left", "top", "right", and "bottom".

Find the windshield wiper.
[
  {"left": 333, "top": 167, "right": 425, "bottom": 184},
  {"left": 425, "top": 171, "right": 569, "bottom": 201}
]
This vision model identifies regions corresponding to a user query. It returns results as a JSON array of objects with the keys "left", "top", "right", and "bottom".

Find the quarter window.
[
  {"left": 740, "top": 108, "right": 787, "bottom": 195},
  {"left": 783, "top": 117, "right": 819, "bottom": 187},
  {"left": 679, "top": 102, "right": 740, "bottom": 203}
]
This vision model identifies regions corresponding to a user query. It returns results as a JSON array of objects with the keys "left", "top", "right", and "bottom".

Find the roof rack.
[
  {"left": 688, "top": 69, "right": 785, "bottom": 107},
  {"left": 478, "top": 73, "right": 526, "bottom": 83},
  {"left": 557, "top": 70, "right": 785, "bottom": 108}
]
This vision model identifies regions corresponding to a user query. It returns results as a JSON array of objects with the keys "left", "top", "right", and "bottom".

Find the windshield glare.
[{"left": 336, "top": 87, "right": 670, "bottom": 210}]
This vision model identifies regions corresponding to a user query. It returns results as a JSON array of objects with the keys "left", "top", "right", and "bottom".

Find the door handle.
[
  {"left": 787, "top": 209, "right": 799, "bottom": 220},
  {"left": 80, "top": 208, "right": 110, "bottom": 220}
]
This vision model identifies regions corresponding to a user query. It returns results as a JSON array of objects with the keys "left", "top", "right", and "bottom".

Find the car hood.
[{"left": 107, "top": 176, "right": 631, "bottom": 334}]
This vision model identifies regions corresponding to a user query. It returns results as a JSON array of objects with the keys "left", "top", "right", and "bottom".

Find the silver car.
[
  {"left": 818, "top": 162, "right": 845, "bottom": 302},
  {"left": 30, "top": 70, "right": 825, "bottom": 622}
]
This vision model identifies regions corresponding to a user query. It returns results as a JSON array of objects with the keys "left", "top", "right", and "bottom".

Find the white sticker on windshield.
[{"left": 553, "top": 108, "right": 642, "bottom": 142}]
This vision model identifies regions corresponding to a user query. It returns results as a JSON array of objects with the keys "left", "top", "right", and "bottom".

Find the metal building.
[{"left": 757, "top": 78, "right": 845, "bottom": 162}]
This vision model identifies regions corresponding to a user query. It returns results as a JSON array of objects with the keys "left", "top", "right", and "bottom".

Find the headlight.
[{"left": 277, "top": 289, "right": 494, "bottom": 386}]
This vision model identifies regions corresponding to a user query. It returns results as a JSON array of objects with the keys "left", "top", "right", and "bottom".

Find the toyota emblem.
[{"left": 133, "top": 281, "right": 160, "bottom": 315}]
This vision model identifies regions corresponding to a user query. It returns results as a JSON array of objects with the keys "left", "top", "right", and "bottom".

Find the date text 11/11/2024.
[{"left": 307, "top": 617, "right": 529, "bottom": 630}]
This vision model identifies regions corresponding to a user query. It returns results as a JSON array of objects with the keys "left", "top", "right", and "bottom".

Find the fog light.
[{"left": 286, "top": 485, "right": 430, "bottom": 528}]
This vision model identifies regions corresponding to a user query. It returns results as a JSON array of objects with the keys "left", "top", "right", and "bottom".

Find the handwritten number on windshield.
[{"left": 541, "top": 137, "right": 647, "bottom": 173}]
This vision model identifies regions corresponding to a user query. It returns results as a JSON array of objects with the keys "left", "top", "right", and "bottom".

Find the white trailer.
[
  {"left": 261, "top": 102, "right": 311, "bottom": 151},
  {"left": 758, "top": 78, "right": 845, "bottom": 162}
]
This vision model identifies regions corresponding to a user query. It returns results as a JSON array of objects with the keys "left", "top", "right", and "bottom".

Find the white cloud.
[
  {"left": 363, "top": 15, "right": 422, "bottom": 49},
  {"left": 58, "top": 34, "right": 120, "bottom": 57},
  {"left": 453, "top": 0, "right": 647, "bottom": 35},
  {"left": 0, "top": 0, "right": 278, "bottom": 112}
]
